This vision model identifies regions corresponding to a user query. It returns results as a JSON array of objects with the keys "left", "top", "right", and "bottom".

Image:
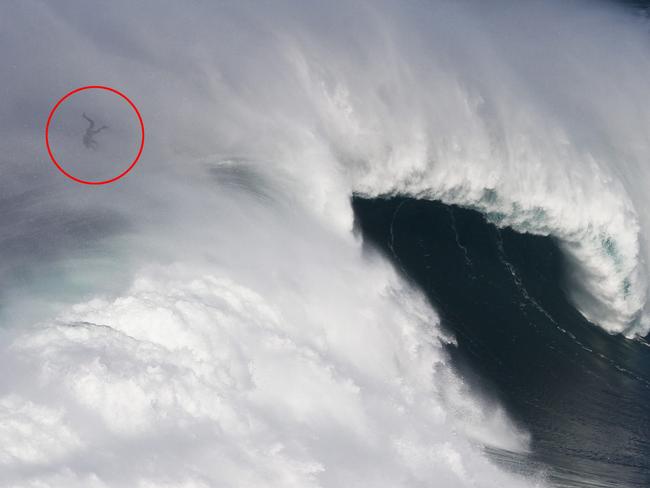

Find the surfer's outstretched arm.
[
  {"left": 82, "top": 112, "right": 95, "bottom": 130},
  {"left": 90, "top": 125, "right": 109, "bottom": 136}
]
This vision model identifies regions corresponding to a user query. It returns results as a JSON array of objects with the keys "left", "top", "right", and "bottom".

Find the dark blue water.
[{"left": 353, "top": 197, "right": 650, "bottom": 488}]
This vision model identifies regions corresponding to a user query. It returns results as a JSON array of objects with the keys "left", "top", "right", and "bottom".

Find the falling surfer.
[{"left": 82, "top": 112, "right": 108, "bottom": 150}]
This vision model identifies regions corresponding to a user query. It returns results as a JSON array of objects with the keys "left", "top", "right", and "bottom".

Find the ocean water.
[
  {"left": 0, "top": 0, "right": 649, "bottom": 486},
  {"left": 353, "top": 197, "right": 650, "bottom": 487}
]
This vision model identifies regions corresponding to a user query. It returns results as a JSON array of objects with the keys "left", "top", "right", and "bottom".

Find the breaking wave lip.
[
  {"left": 353, "top": 184, "right": 648, "bottom": 338},
  {"left": 319, "top": 1, "right": 650, "bottom": 339}
]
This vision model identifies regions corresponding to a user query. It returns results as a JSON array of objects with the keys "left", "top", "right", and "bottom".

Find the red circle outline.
[{"left": 45, "top": 85, "right": 145, "bottom": 185}]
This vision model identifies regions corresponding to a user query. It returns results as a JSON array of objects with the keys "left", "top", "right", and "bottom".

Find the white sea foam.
[
  {"left": 0, "top": 0, "right": 648, "bottom": 485},
  {"left": 0, "top": 208, "right": 534, "bottom": 486}
]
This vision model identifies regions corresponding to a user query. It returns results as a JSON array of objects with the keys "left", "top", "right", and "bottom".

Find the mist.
[{"left": 0, "top": 0, "right": 649, "bottom": 485}]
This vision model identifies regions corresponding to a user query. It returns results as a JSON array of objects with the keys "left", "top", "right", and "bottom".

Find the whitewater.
[{"left": 0, "top": 0, "right": 649, "bottom": 486}]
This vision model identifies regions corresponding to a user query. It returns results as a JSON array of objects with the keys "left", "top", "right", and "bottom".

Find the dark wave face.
[{"left": 353, "top": 197, "right": 650, "bottom": 488}]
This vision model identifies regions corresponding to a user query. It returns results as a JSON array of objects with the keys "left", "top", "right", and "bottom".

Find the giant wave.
[{"left": 0, "top": 0, "right": 649, "bottom": 486}]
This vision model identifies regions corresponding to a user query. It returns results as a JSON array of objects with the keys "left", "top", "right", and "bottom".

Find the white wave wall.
[
  {"left": 0, "top": 198, "right": 533, "bottom": 487},
  {"left": 0, "top": 0, "right": 648, "bottom": 485}
]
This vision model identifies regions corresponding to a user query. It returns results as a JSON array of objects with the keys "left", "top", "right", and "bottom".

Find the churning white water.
[{"left": 0, "top": 0, "right": 648, "bottom": 486}]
